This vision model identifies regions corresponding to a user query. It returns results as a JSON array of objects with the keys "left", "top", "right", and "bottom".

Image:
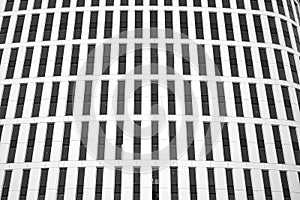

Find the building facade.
[{"left": 0, "top": 0, "right": 300, "bottom": 199}]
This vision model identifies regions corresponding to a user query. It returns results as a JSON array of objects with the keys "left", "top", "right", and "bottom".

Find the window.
[
  {"left": 243, "top": 47, "right": 254, "bottom": 77},
  {"left": 120, "top": 0, "right": 128, "bottom": 5},
  {"left": 106, "top": 0, "right": 114, "bottom": 5},
  {"left": 189, "top": 167, "right": 197, "bottom": 200},
  {"left": 92, "top": 0, "right": 99, "bottom": 6},
  {"left": 49, "top": 82, "right": 59, "bottom": 116},
  {"left": 272, "top": 125, "right": 285, "bottom": 163},
  {"left": 228, "top": 46, "right": 239, "bottom": 77},
  {"left": 186, "top": 122, "right": 195, "bottom": 160},
  {"left": 134, "top": 80, "right": 142, "bottom": 114},
  {"left": 0, "top": 85, "right": 11, "bottom": 119},
  {"left": 0, "top": 16, "right": 10, "bottom": 44},
  {"left": 43, "top": 13, "right": 54, "bottom": 41},
  {"left": 165, "top": 0, "right": 172, "bottom": 6},
  {"left": 290, "top": 127, "right": 300, "bottom": 165},
  {"left": 280, "top": 171, "right": 291, "bottom": 200},
  {"left": 281, "top": 20, "right": 292, "bottom": 48},
  {"left": 150, "top": 11, "right": 158, "bottom": 38},
  {"left": 204, "top": 122, "right": 213, "bottom": 161},
  {"left": 102, "top": 44, "right": 111, "bottom": 75},
  {"left": 37, "top": 169, "right": 48, "bottom": 199},
  {"left": 135, "top": 0, "right": 143, "bottom": 5},
  {"left": 135, "top": 11, "right": 143, "bottom": 38},
  {"left": 239, "top": 14, "right": 249, "bottom": 41},
  {"left": 14, "top": 83, "right": 27, "bottom": 118},
  {"left": 244, "top": 169, "right": 254, "bottom": 200},
  {"left": 268, "top": 16, "right": 279, "bottom": 44},
  {"left": 208, "top": 168, "right": 216, "bottom": 200},
  {"left": 287, "top": 0, "right": 295, "bottom": 20},
  {"left": 25, "top": 124, "right": 37, "bottom": 162},
  {"left": 13, "top": 15, "right": 25, "bottom": 43},
  {"left": 208, "top": 0, "right": 216, "bottom": 7},
  {"left": 33, "top": 0, "right": 42, "bottom": 9},
  {"left": 262, "top": 170, "right": 272, "bottom": 200},
  {"left": 296, "top": 89, "right": 300, "bottom": 111},
  {"left": 118, "top": 44, "right": 127, "bottom": 74},
  {"left": 222, "top": 0, "right": 230, "bottom": 8},
  {"left": 180, "top": 11, "right": 188, "bottom": 38},
  {"left": 62, "top": 0, "right": 70, "bottom": 7},
  {"left": 97, "top": 122, "right": 106, "bottom": 160},
  {"left": 265, "top": 0, "right": 273, "bottom": 11},
  {"left": 293, "top": 25, "right": 300, "bottom": 52},
  {"left": 61, "top": 123, "right": 71, "bottom": 161},
  {"left": 104, "top": 11, "right": 113, "bottom": 38},
  {"left": 116, "top": 81, "right": 125, "bottom": 115},
  {"left": 197, "top": 44, "right": 206, "bottom": 75},
  {"left": 57, "top": 168, "right": 67, "bottom": 200},
  {"left": 236, "top": 0, "right": 244, "bottom": 8},
  {"left": 152, "top": 167, "right": 159, "bottom": 199},
  {"left": 250, "top": 0, "right": 259, "bottom": 10},
  {"left": 253, "top": 15, "right": 264, "bottom": 42},
  {"left": 6, "top": 48, "right": 18, "bottom": 79},
  {"left": 255, "top": 124, "right": 267, "bottom": 162},
  {"left": 295, "top": 1, "right": 300, "bottom": 25},
  {"left": 288, "top": 53, "right": 299, "bottom": 83},
  {"left": 265, "top": 84, "right": 277, "bottom": 119},
  {"left": 100, "top": 81, "right": 109, "bottom": 115},
  {"left": 5, "top": 0, "right": 14, "bottom": 11},
  {"left": 73, "top": 12, "right": 83, "bottom": 39},
  {"left": 151, "top": 44, "right": 158, "bottom": 74},
  {"left": 7, "top": 124, "right": 20, "bottom": 163},
  {"left": 77, "top": 0, "right": 85, "bottom": 7},
  {"left": 239, "top": 123, "right": 249, "bottom": 162},
  {"left": 0, "top": 125, "right": 3, "bottom": 142},
  {"left": 70, "top": 45, "right": 80, "bottom": 75},
  {"left": 170, "top": 167, "right": 178, "bottom": 200},
  {"left": 1, "top": 170, "right": 12, "bottom": 200},
  {"left": 27, "top": 14, "right": 39, "bottom": 42},
  {"left": 166, "top": 44, "right": 174, "bottom": 74},
  {"left": 168, "top": 81, "right": 176, "bottom": 115},
  {"left": 194, "top": 0, "right": 201, "bottom": 6},
  {"left": 217, "top": 82, "right": 227, "bottom": 116},
  {"left": 165, "top": 11, "right": 173, "bottom": 38},
  {"left": 209, "top": 13, "right": 219, "bottom": 40},
  {"left": 114, "top": 167, "right": 122, "bottom": 200},
  {"left": 259, "top": 48, "right": 271, "bottom": 78},
  {"left": 276, "top": 0, "right": 285, "bottom": 15},
  {"left": 37, "top": 46, "right": 49, "bottom": 77},
  {"left": 249, "top": 84, "right": 260, "bottom": 118},
  {"left": 115, "top": 121, "right": 124, "bottom": 160},
  {"left": 150, "top": 0, "right": 157, "bottom": 5},
  {"left": 65, "top": 81, "right": 76, "bottom": 116},
  {"left": 182, "top": 44, "right": 190, "bottom": 75},
  {"left": 87, "top": 45, "right": 96, "bottom": 74},
  {"left": 224, "top": 13, "right": 234, "bottom": 40},
  {"left": 226, "top": 169, "right": 235, "bottom": 200},
  {"left": 43, "top": 123, "right": 54, "bottom": 161},
  {"left": 169, "top": 121, "right": 177, "bottom": 160},
  {"left": 76, "top": 168, "right": 85, "bottom": 200},
  {"left": 152, "top": 121, "right": 159, "bottom": 160},
  {"left": 134, "top": 44, "right": 142, "bottom": 74},
  {"left": 79, "top": 122, "right": 89, "bottom": 160},
  {"left": 281, "top": 86, "right": 294, "bottom": 120},
  {"left": 54, "top": 45, "right": 64, "bottom": 76},
  {"left": 31, "top": 83, "right": 43, "bottom": 117},
  {"left": 95, "top": 167, "right": 104, "bottom": 199},
  {"left": 83, "top": 81, "right": 92, "bottom": 115},
  {"left": 213, "top": 45, "right": 223, "bottom": 76},
  {"left": 151, "top": 81, "right": 158, "bottom": 114},
  {"left": 19, "top": 169, "right": 30, "bottom": 199},
  {"left": 194, "top": 12, "right": 203, "bottom": 39},
  {"left": 274, "top": 49, "right": 286, "bottom": 80},
  {"left": 119, "top": 11, "right": 128, "bottom": 38},
  {"left": 133, "top": 167, "right": 140, "bottom": 200},
  {"left": 184, "top": 81, "right": 193, "bottom": 115},
  {"left": 134, "top": 121, "right": 141, "bottom": 160},
  {"left": 222, "top": 123, "right": 231, "bottom": 161},
  {"left": 89, "top": 11, "right": 98, "bottom": 39},
  {"left": 58, "top": 13, "right": 68, "bottom": 40},
  {"left": 201, "top": 81, "right": 210, "bottom": 115},
  {"left": 48, "top": 0, "right": 56, "bottom": 8}
]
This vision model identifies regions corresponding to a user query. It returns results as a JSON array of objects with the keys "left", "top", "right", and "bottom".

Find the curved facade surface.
[{"left": 1, "top": 0, "right": 300, "bottom": 199}]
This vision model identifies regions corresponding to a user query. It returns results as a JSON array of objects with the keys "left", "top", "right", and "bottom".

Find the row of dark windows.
[
  {"left": 1, "top": 11, "right": 300, "bottom": 48},
  {"left": 0, "top": 80, "right": 298, "bottom": 121},
  {"left": 1, "top": 121, "right": 300, "bottom": 165},
  {"left": 1, "top": 166, "right": 295, "bottom": 200},
  {"left": 1, "top": 43, "right": 300, "bottom": 85}
]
